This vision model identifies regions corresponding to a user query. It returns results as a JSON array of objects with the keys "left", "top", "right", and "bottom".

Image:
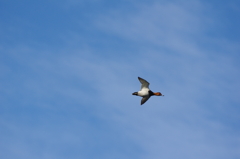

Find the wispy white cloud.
[
  {"left": 1, "top": 43, "right": 239, "bottom": 159},
  {"left": 95, "top": 1, "right": 206, "bottom": 48}
]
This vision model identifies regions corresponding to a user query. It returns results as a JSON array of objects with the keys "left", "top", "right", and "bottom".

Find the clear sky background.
[{"left": 0, "top": 0, "right": 240, "bottom": 159}]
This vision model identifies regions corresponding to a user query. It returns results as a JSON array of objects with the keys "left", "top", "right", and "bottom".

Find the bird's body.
[{"left": 132, "top": 77, "right": 163, "bottom": 105}]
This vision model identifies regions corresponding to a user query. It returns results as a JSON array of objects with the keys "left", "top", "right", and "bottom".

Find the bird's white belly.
[{"left": 138, "top": 89, "right": 149, "bottom": 97}]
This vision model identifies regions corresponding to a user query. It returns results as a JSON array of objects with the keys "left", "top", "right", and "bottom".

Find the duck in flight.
[{"left": 132, "top": 77, "right": 164, "bottom": 105}]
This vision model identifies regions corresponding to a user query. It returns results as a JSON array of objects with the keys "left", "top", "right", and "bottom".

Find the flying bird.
[{"left": 132, "top": 77, "right": 164, "bottom": 105}]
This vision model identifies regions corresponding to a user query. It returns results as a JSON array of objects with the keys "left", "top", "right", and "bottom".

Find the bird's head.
[{"left": 154, "top": 92, "right": 164, "bottom": 96}]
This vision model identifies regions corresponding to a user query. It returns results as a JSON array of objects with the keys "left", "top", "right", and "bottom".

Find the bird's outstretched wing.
[
  {"left": 141, "top": 96, "right": 151, "bottom": 105},
  {"left": 138, "top": 77, "right": 150, "bottom": 89}
]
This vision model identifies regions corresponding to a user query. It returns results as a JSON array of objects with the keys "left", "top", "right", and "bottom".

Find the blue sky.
[{"left": 0, "top": 0, "right": 240, "bottom": 159}]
